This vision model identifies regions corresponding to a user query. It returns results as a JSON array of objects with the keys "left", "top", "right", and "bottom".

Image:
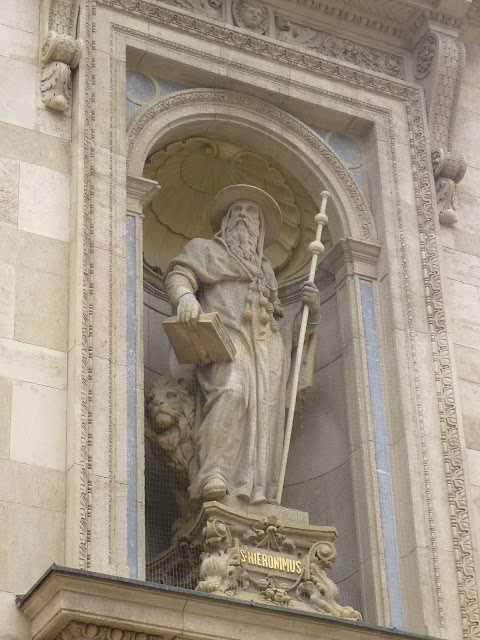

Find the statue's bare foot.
[{"left": 202, "top": 477, "right": 227, "bottom": 501}]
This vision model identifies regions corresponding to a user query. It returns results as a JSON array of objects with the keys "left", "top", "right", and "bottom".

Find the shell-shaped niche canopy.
[{"left": 143, "top": 136, "right": 331, "bottom": 289}]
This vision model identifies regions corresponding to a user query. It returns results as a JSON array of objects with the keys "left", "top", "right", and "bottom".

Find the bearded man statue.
[{"left": 164, "top": 185, "right": 320, "bottom": 504}]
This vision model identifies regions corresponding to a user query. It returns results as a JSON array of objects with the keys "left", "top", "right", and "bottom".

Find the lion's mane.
[{"left": 145, "top": 376, "right": 195, "bottom": 481}]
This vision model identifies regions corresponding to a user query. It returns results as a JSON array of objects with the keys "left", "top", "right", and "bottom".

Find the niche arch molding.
[{"left": 127, "top": 88, "right": 377, "bottom": 246}]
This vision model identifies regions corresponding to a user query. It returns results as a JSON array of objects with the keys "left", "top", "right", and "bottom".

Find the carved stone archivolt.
[{"left": 41, "top": 29, "right": 83, "bottom": 111}]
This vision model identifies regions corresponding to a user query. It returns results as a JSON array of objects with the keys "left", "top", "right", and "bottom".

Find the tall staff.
[{"left": 276, "top": 190, "right": 330, "bottom": 504}]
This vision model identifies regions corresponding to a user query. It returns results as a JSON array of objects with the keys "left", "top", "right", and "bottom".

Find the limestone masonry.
[{"left": 2, "top": 1, "right": 480, "bottom": 640}]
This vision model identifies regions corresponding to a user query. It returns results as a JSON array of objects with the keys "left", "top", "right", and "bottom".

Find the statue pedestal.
[{"left": 148, "top": 499, "right": 362, "bottom": 621}]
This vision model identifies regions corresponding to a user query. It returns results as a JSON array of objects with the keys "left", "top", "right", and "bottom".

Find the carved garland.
[
  {"left": 64, "top": 1, "right": 479, "bottom": 634},
  {"left": 127, "top": 89, "right": 374, "bottom": 241},
  {"left": 275, "top": 15, "right": 404, "bottom": 79}
]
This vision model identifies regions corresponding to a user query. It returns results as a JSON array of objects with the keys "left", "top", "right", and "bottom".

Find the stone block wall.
[
  {"left": 0, "top": 1, "right": 69, "bottom": 636},
  {"left": 444, "top": 31, "right": 480, "bottom": 592}
]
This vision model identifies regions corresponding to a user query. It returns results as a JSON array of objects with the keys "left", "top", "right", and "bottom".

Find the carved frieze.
[
  {"left": 41, "top": 30, "right": 83, "bottom": 111},
  {"left": 276, "top": 15, "right": 404, "bottom": 78}
]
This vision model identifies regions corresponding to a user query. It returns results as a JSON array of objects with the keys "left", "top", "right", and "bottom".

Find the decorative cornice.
[
  {"left": 107, "top": 0, "right": 407, "bottom": 78},
  {"left": 285, "top": 0, "right": 413, "bottom": 42}
]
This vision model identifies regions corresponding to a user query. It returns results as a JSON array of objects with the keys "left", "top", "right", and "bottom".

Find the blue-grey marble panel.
[
  {"left": 126, "top": 214, "right": 137, "bottom": 578},
  {"left": 328, "top": 133, "right": 361, "bottom": 165},
  {"left": 126, "top": 70, "right": 156, "bottom": 102},
  {"left": 360, "top": 279, "right": 404, "bottom": 629}
]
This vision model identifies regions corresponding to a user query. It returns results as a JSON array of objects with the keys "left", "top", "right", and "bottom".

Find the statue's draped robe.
[{"left": 165, "top": 236, "right": 317, "bottom": 503}]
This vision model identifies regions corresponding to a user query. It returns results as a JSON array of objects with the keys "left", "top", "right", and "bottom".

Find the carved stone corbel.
[
  {"left": 41, "top": 30, "right": 83, "bottom": 111},
  {"left": 415, "top": 26, "right": 466, "bottom": 225},
  {"left": 431, "top": 148, "right": 467, "bottom": 225}
]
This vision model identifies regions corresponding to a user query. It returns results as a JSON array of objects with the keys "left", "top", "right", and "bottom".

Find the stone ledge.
[{"left": 17, "top": 565, "right": 442, "bottom": 640}]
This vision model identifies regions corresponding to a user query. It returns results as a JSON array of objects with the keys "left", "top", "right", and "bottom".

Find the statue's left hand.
[{"left": 301, "top": 281, "right": 320, "bottom": 319}]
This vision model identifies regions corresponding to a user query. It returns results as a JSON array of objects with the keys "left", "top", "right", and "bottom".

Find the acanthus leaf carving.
[
  {"left": 196, "top": 518, "right": 249, "bottom": 594},
  {"left": 193, "top": 507, "right": 361, "bottom": 620},
  {"left": 41, "top": 30, "right": 83, "bottom": 111},
  {"left": 431, "top": 149, "right": 467, "bottom": 226}
]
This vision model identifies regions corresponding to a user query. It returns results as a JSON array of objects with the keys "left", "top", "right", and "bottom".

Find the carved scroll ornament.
[
  {"left": 416, "top": 30, "right": 466, "bottom": 225},
  {"left": 41, "top": 30, "right": 83, "bottom": 111},
  {"left": 196, "top": 514, "right": 362, "bottom": 620}
]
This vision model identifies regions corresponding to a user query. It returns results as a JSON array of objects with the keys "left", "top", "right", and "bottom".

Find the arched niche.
[
  {"left": 127, "top": 89, "right": 376, "bottom": 247},
  {"left": 127, "top": 88, "right": 380, "bottom": 619}
]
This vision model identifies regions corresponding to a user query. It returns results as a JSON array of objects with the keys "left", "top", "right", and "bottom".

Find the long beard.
[{"left": 225, "top": 219, "right": 260, "bottom": 266}]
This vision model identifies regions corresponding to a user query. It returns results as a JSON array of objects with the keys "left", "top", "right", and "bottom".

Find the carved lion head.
[{"left": 145, "top": 376, "right": 196, "bottom": 476}]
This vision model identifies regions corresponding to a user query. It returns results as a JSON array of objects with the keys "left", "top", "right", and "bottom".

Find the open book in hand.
[{"left": 162, "top": 312, "right": 236, "bottom": 364}]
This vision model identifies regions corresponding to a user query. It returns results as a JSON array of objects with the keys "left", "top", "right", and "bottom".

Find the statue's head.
[
  {"left": 225, "top": 199, "right": 262, "bottom": 239},
  {"left": 243, "top": 0, "right": 264, "bottom": 29},
  {"left": 210, "top": 184, "right": 282, "bottom": 249}
]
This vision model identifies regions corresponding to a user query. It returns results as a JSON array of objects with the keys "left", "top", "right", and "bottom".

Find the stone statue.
[
  {"left": 164, "top": 185, "right": 320, "bottom": 504},
  {"left": 232, "top": 0, "right": 269, "bottom": 34}
]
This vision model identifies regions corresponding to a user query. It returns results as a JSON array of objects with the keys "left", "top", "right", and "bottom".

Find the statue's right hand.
[{"left": 177, "top": 293, "right": 202, "bottom": 329}]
